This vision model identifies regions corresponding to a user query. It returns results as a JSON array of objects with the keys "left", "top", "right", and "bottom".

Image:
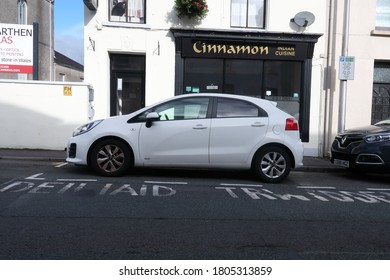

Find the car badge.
[{"left": 341, "top": 136, "right": 347, "bottom": 145}]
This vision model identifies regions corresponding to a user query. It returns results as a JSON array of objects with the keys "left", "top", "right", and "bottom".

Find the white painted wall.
[{"left": 0, "top": 80, "right": 94, "bottom": 150}]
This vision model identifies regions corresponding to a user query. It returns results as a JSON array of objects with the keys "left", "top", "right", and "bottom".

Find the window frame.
[
  {"left": 376, "top": 0, "right": 390, "bottom": 30},
  {"left": 230, "top": 0, "right": 266, "bottom": 29},
  {"left": 108, "top": 0, "right": 146, "bottom": 24}
]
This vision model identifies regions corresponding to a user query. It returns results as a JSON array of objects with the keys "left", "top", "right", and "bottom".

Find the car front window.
[
  {"left": 128, "top": 97, "right": 210, "bottom": 123},
  {"left": 155, "top": 97, "right": 209, "bottom": 121}
]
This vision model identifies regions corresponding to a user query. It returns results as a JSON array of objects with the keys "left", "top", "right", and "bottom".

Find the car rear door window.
[{"left": 216, "top": 98, "right": 267, "bottom": 118}]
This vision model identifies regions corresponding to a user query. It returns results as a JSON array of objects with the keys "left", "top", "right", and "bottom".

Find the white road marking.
[
  {"left": 297, "top": 186, "right": 336, "bottom": 189},
  {"left": 220, "top": 183, "right": 263, "bottom": 187},
  {"left": 54, "top": 162, "right": 68, "bottom": 168},
  {"left": 144, "top": 180, "right": 188, "bottom": 185},
  {"left": 57, "top": 179, "right": 97, "bottom": 182},
  {"left": 366, "top": 188, "right": 390, "bottom": 191},
  {"left": 25, "top": 173, "right": 46, "bottom": 180}
]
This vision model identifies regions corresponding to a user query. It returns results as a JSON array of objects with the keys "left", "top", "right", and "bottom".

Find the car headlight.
[
  {"left": 73, "top": 120, "right": 102, "bottom": 137},
  {"left": 364, "top": 133, "right": 390, "bottom": 143}
]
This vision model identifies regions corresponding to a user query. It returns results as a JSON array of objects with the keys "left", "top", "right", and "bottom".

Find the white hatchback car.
[{"left": 67, "top": 93, "right": 303, "bottom": 183}]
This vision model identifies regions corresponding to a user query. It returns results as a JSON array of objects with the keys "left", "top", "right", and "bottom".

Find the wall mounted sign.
[{"left": 181, "top": 39, "right": 310, "bottom": 60}]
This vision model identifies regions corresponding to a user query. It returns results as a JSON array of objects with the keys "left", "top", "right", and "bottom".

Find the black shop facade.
[{"left": 171, "top": 29, "right": 322, "bottom": 142}]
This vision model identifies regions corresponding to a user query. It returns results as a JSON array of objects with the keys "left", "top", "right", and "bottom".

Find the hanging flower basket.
[{"left": 174, "top": 0, "right": 209, "bottom": 20}]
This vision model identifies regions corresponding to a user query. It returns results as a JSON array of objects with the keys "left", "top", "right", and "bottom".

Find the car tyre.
[
  {"left": 252, "top": 146, "right": 291, "bottom": 183},
  {"left": 90, "top": 139, "right": 132, "bottom": 177}
]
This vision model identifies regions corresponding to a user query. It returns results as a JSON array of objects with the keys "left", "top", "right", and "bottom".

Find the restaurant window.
[
  {"left": 263, "top": 61, "right": 302, "bottom": 119},
  {"left": 184, "top": 59, "right": 263, "bottom": 95},
  {"left": 184, "top": 59, "right": 223, "bottom": 93},
  {"left": 109, "top": 0, "right": 145, "bottom": 23},
  {"left": 183, "top": 58, "right": 305, "bottom": 137},
  {"left": 376, "top": 0, "right": 390, "bottom": 29},
  {"left": 183, "top": 58, "right": 301, "bottom": 119},
  {"left": 231, "top": 0, "right": 265, "bottom": 28}
]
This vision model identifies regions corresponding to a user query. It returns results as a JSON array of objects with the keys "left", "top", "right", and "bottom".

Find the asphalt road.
[{"left": 1, "top": 158, "right": 390, "bottom": 259}]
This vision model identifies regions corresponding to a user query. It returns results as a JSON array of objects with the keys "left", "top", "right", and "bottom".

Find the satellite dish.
[{"left": 292, "top": 11, "right": 315, "bottom": 27}]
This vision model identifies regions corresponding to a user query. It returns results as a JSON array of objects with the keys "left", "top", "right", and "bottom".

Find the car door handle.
[
  {"left": 251, "top": 122, "right": 266, "bottom": 127},
  {"left": 192, "top": 125, "right": 208, "bottom": 130}
]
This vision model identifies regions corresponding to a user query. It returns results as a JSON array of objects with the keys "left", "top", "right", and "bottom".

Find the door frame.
[{"left": 109, "top": 54, "right": 146, "bottom": 116}]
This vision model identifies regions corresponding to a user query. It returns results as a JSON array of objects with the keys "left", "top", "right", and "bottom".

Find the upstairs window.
[
  {"left": 109, "top": 0, "right": 145, "bottom": 24},
  {"left": 231, "top": 0, "right": 265, "bottom": 28},
  {"left": 376, "top": 0, "right": 390, "bottom": 29}
]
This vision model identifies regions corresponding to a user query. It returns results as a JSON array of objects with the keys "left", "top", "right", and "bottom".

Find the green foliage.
[{"left": 174, "top": 0, "right": 209, "bottom": 20}]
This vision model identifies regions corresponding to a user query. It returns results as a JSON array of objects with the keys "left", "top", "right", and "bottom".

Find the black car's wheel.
[
  {"left": 252, "top": 146, "right": 291, "bottom": 183},
  {"left": 90, "top": 139, "right": 132, "bottom": 176}
]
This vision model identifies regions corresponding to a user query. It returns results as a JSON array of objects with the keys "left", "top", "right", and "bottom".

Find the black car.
[{"left": 331, "top": 119, "right": 390, "bottom": 172}]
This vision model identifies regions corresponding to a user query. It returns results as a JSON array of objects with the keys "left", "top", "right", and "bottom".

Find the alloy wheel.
[{"left": 96, "top": 144, "right": 125, "bottom": 173}]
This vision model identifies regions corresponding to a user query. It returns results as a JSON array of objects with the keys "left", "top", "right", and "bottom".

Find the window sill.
[
  {"left": 102, "top": 21, "right": 151, "bottom": 30},
  {"left": 371, "top": 29, "right": 390, "bottom": 37}
]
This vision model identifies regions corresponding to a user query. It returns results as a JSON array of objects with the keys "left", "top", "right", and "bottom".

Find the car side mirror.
[{"left": 145, "top": 112, "right": 160, "bottom": 128}]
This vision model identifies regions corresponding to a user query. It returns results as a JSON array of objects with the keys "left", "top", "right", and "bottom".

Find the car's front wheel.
[
  {"left": 89, "top": 139, "right": 132, "bottom": 176},
  {"left": 252, "top": 146, "right": 291, "bottom": 183}
]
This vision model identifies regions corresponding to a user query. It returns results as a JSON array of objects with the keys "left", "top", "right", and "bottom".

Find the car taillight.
[{"left": 285, "top": 118, "right": 299, "bottom": 131}]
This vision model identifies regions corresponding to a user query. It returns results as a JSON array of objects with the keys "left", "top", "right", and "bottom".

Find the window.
[
  {"left": 225, "top": 60, "right": 263, "bottom": 96},
  {"left": 131, "top": 98, "right": 210, "bottom": 122},
  {"left": 231, "top": 0, "right": 265, "bottom": 28},
  {"left": 184, "top": 58, "right": 263, "bottom": 95},
  {"left": 376, "top": 0, "right": 390, "bottom": 29},
  {"left": 372, "top": 62, "right": 390, "bottom": 124},
  {"left": 17, "top": 0, "right": 27, "bottom": 24},
  {"left": 184, "top": 59, "right": 223, "bottom": 93},
  {"left": 216, "top": 98, "right": 266, "bottom": 118},
  {"left": 263, "top": 61, "right": 302, "bottom": 119},
  {"left": 109, "top": 0, "right": 145, "bottom": 23},
  {"left": 154, "top": 98, "right": 209, "bottom": 121}
]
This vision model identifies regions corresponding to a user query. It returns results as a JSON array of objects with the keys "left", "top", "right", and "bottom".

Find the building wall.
[
  {"left": 54, "top": 64, "right": 84, "bottom": 82},
  {"left": 0, "top": 0, "right": 54, "bottom": 80},
  {"left": 84, "top": 0, "right": 328, "bottom": 156},
  {"left": 324, "top": 0, "right": 390, "bottom": 154}
]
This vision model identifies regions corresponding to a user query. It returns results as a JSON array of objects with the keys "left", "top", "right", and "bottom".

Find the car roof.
[{"left": 174, "top": 93, "right": 275, "bottom": 105}]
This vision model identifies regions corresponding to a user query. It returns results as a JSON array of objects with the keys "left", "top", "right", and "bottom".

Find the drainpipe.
[
  {"left": 323, "top": 0, "right": 335, "bottom": 157},
  {"left": 338, "top": 0, "right": 350, "bottom": 133},
  {"left": 49, "top": 0, "right": 53, "bottom": 81}
]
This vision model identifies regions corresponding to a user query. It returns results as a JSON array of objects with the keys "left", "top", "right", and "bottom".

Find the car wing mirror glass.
[{"left": 145, "top": 112, "right": 160, "bottom": 128}]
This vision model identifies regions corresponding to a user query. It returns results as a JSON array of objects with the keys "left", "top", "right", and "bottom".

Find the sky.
[{"left": 54, "top": 0, "right": 84, "bottom": 65}]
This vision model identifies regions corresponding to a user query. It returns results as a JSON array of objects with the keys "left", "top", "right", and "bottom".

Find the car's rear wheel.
[
  {"left": 252, "top": 146, "right": 291, "bottom": 183},
  {"left": 90, "top": 139, "right": 132, "bottom": 176}
]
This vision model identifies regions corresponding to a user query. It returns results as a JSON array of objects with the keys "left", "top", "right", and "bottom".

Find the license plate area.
[{"left": 334, "top": 159, "right": 350, "bottom": 168}]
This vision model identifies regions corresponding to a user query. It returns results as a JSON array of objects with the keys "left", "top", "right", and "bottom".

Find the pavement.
[{"left": 0, "top": 148, "right": 343, "bottom": 173}]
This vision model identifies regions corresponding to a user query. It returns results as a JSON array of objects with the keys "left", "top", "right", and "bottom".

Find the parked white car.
[{"left": 66, "top": 93, "right": 303, "bottom": 183}]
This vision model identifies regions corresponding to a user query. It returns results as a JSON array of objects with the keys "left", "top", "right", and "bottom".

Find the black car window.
[{"left": 215, "top": 98, "right": 267, "bottom": 118}]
